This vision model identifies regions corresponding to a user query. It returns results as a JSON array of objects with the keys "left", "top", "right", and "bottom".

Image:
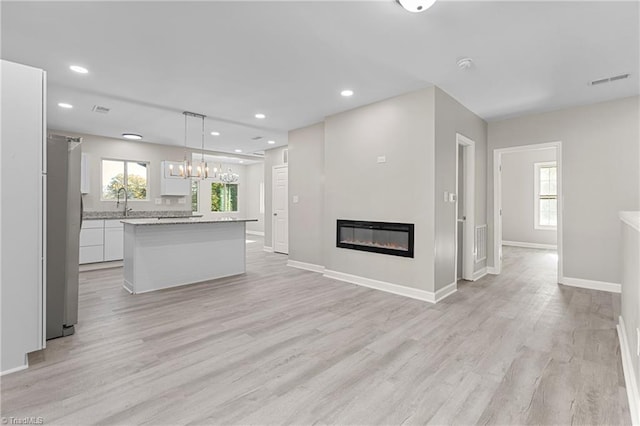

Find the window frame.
[
  {"left": 534, "top": 161, "right": 557, "bottom": 230},
  {"left": 100, "top": 158, "right": 150, "bottom": 202},
  {"left": 191, "top": 180, "right": 199, "bottom": 212},
  {"left": 210, "top": 182, "right": 239, "bottom": 213}
]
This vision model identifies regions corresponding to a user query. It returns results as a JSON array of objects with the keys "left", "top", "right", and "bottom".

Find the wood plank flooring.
[{"left": 1, "top": 241, "right": 631, "bottom": 425}]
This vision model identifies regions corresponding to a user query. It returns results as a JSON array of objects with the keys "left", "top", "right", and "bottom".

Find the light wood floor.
[{"left": 1, "top": 241, "right": 631, "bottom": 425}]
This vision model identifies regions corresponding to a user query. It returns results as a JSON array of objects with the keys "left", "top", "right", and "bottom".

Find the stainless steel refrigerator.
[{"left": 46, "top": 134, "right": 81, "bottom": 339}]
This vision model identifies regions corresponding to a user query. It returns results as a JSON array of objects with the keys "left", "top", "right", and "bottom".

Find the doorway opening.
[
  {"left": 493, "top": 142, "right": 562, "bottom": 281},
  {"left": 455, "top": 133, "right": 475, "bottom": 282}
]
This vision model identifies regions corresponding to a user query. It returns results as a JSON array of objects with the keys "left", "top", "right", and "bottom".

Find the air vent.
[
  {"left": 590, "top": 73, "right": 630, "bottom": 86},
  {"left": 92, "top": 105, "right": 110, "bottom": 114},
  {"left": 250, "top": 151, "right": 265, "bottom": 157},
  {"left": 251, "top": 136, "right": 263, "bottom": 141}
]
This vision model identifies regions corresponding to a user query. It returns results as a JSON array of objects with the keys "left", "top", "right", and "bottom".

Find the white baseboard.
[
  {"left": 487, "top": 266, "right": 499, "bottom": 274},
  {"left": 263, "top": 246, "right": 274, "bottom": 253},
  {"left": 618, "top": 316, "right": 640, "bottom": 426},
  {"left": 323, "top": 269, "right": 455, "bottom": 304},
  {"left": 503, "top": 240, "right": 557, "bottom": 250},
  {"left": 472, "top": 267, "right": 487, "bottom": 281},
  {"left": 287, "top": 260, "right": 325, "bottom": 273},
  {"left": 1, "top": 360, "right": 28, "bottom": 376},
  {"left": 246, "top": 230, "right": 264, "bottom": 236},
  {"left": 435, "top": 281, "right": 457, "bottom": 302},
  {"left": 559, "top": 276, "right": 621, "bottom": 293}
]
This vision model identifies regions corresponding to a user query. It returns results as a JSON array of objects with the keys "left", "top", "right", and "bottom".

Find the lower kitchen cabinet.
[
  {"left": 104, "top": 226, "right": 124, "bottom": 261},
  {"left": 80, "top": 219, "right": 123, "bottom": 264}
]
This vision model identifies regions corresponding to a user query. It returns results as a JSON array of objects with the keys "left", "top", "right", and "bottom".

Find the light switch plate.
[
  {"left": 443, "top": 191, "right": 449, "bottom": 202},
  {"left": 155, "top": 198, "right": 162, "bottom": 205},
  {"left": 449, "top": 193, "right": 456, "bottom": 203},
  {"left": 292, "top": 195, "right": 299, "bottom": 204},
  {"left": 377, "top": 156, "right": 386, "bottom": 163}
]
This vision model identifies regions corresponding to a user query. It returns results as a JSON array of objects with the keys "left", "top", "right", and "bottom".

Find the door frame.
[
  {"left": 271, "top": 164, "right": 288, "bottom": 253},
  {"left": 455, "top": 133, "right": 475, "bottom": 282},
  {"left": 492, "top": 141, "right": 563, "bottom": 279}
]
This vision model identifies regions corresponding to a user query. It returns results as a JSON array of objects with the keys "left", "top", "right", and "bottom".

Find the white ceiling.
[{"left": 2, "top": 1, "right": 638, "bottom": 155}]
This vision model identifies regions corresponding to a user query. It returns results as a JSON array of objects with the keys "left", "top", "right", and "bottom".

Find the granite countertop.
[
  {"left": 121, "top": 217, "right": 258, "bottom": 226},
  {"left": 620, "top": 211, "right": 640, "bottom": 232},
  {"left": 83, "top": 210, "right": 203, "bottom": 220}
]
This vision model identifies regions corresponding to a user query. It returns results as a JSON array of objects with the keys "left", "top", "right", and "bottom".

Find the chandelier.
[
  {"left": 169, "top": 111, "right": 210, "bottom": 179},
  {"left": 220, "top": 167, "right": 239, "bottom": 184}
]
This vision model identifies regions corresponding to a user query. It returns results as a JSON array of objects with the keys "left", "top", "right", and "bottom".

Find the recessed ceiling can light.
[
  {"left": 122, "top": 133, "right": 143, "bottom": 140},
  {"left": 58, "top": 102, "right": 73, "bottom": 109},
  {"left": 234, "top": 149, "right": 242, "bottom": 153},
  {"left": 396, "top": 0, "right": 436, "bottom": 13},
  {"left": 69, "top": 65, "right": 88, "bottom": 74},
  {"left": 340, "top": 89, "right": 354, "bottom": 97},
  {"left": 255, "top": 113, "right": 266, "bottom": 119},
  {"left": 210, "top": 131, "right": 220, "bottom": 136},
  {"left": 267, "top": 140, "right": 275, "bottom": 145},
  {"left": 239, "top": 160, "right": 244, "bottom": 164}
]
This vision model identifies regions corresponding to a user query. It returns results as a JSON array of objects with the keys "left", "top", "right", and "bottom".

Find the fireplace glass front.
[{"left": 336, "top": 220, "right": 414, "bottom": 258}]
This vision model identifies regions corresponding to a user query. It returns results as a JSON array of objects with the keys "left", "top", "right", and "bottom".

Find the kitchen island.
[{"left": 121, "top": 217, "right": 257, "bottom": 294}]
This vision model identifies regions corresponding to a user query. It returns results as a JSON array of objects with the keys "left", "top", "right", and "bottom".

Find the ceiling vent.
[
  {"left": 250, "top": 151, "right": 265, "bottom": 157},
  {"left": 251, "top": 136, "right": 263, "bottom": 141},
  {"left": 92, "top": 105, "right": 110, "bottom": 114},
  {"left": 590, "top": 73, "right": 630, "bottom": 86}
]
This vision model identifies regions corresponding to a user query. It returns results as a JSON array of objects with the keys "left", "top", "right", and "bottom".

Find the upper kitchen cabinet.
[{"left": 160, "top": 160, "right": 190, "bottom": 196}]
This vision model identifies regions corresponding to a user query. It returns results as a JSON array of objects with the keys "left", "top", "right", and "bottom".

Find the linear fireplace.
[{"left": 337, "top": 220, "right": 414, "bottom": 258}]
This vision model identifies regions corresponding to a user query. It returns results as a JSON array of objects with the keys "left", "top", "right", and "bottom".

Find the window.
[
  {"left": 535, "top": 161, "right": 557, "bottom": 229},
  {"left": 191, "top": 180, "right": 199, "bottom": 212},
  {"left": 101, "top": 159, "right": 149, "bottom": 200},
  {"left": 211, "top": 183, "right": 238, "bottom": 212}
]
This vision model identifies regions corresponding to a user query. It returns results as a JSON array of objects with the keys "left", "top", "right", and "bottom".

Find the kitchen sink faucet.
[{"left": 116, "top": 186, "right": 132, "bottom": 217}]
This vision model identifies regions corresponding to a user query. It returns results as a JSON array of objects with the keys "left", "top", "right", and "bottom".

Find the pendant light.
[{"left": 170, "top": 111, "right": 209, "bottom": 179}]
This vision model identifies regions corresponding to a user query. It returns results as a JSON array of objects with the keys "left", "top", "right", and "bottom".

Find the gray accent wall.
[
  {"left": 434, "top": 88, "right": 488, "bottom": 290},
  {"left": 501, "top": 148, "right": 557, "bottom": 246},
  {"left": 488, "top": 96, "right": 640, "bottom": 284},
  {"left": 264, "top": 146, "right": 287, "bottom": 248},
  {"left": 288, "top": 122, "right": 324, "bottom": 266},
  {"left": 322, "top": 88, "right": 437, "bottom": 292}
]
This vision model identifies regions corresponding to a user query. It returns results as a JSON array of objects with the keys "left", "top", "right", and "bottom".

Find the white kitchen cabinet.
[
  {"left": 79, "top": 219, "right": 124, "bottom": 264},
  {"left": 160, "top": 160, "right": 190, "bottom": 196},
  {"left": 104, "top": 220, "right": 124, "bottom": 261},
  {"left": 79, "top": 246, "right": 104, "bottom": 264}
]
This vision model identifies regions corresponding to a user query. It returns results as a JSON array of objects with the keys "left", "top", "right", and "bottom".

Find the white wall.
[
  {"left": 488, "top": 96, "right": 640, "bottom": 284},
  {"left": 264, "top": 146, "right": 287, "bottom": 249},
  {"left": 288, "top": 122, "right": 324, "bottom": 266},
  {"left": 244, "top": 162, "right": 265, "bottom": 234},
  {"left": 434, "top": 87, "right": 488, "bottom": 290},
  {"left": 502, "top": 148, "right": 557, "bottom": 246},
  {"left": 323, "top": 88, "right": 436, "bottom": 292}
]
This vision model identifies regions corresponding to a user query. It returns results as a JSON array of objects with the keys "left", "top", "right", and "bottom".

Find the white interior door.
[{"left": 272, "top": 165, "right": 288, "bottom": 254}]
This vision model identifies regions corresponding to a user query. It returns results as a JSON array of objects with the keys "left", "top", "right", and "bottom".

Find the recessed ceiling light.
[
  {"left": 122, "top": 133, "right": 143, "bottom": 140},
  {"left": 210, "top": 131, "right": 220, "bottom": 136},
  {"left": 396, "top": 0, "right": 437, "bottom": 13},
  {"left": 340, "top": 89, "right": 354, "bottom": 97},
  {"left": 234, "top": 149, "right": 242, "bottom": 153},
  {"left": 58, "top": 102, "right": 73, "bottom": 109},
  {"left": 267, "top": 140, "right": 275, "bottom": 145},
  {"left": 239, "top": 160, "right": 244, "bottom": 164},
  {"left": 69, "top": 65, "right": 88, "bottom": 74},
  {"left": 255, "top": 113, "right": 266, "bottom": 119}
]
